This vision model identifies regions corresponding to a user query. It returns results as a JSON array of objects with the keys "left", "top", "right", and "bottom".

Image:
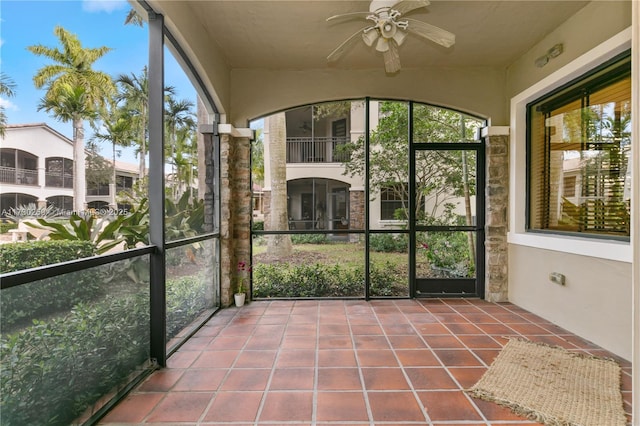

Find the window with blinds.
[{"left": 527, "top": 52, "right": 631, "bottom": 239}]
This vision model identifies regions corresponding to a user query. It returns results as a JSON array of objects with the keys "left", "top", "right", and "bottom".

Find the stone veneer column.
[
  {"left": 219, "top": 125, "right": 253, "bottom": 306},
  {"left": 483, "top": 126, "right": 510, "bottom": 302},
  {"left": 349, "top": 190, "right": 365, "bottom": 230}
]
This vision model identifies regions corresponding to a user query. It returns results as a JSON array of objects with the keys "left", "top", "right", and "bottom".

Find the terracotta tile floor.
[{"left": 100, "top": 298, "right": 632, "bottom": 425}]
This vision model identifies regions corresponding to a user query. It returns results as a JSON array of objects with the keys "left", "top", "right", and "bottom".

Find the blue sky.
[{"left": 1, "top": 0, "right": 196, "bottom": 164}]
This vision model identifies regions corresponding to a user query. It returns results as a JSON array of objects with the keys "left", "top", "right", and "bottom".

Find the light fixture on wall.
[{"left": 535, "top": 43, "right": 564, "bottom": 68}]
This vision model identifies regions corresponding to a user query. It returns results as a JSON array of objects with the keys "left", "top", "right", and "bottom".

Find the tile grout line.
[{"left": 345, "top": 301, "right": 376, "bottom": 426}]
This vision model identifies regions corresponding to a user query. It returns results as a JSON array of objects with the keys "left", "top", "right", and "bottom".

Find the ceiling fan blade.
[
  {"left": 383, "top": 41, "right": 401, "bottom": 73},
  {"left": 392, "top": 0, "right": 430, "bottom": 16},
  {"left": 327, "top": 26, "right": 371, "bottom": 63},
  {"left": 376, "top": 36, "right": 390, "bottom": 53},
  {"left": 362, "top": 29, "right": 379, "bottom": 47},
  {"left": 405, "top": 18, "right": 455, "bottom": 48},
  {"left": 326, "top": 11, "right": 371, "bottom": 23}
]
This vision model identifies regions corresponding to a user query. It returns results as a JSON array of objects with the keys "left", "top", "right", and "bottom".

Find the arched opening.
[
  {"left": 46, "top": 195, "right": 73, "bottom": 213},
  {"left": 0, "top": 193, "right": 38, "bottom": 217},
  {"left": 1, "top": 149, "right": 38, "bottom": 185},
  {"left": 45, "top": 157, "right": 73, "bottom": 188},
  {"left": 251, "top": 99, "right": 486, "bottom": 299}
]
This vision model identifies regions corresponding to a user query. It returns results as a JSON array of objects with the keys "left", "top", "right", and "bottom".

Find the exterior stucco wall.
[
  {"left": 506, "top": 1, "right": 631, "bottom": 99},
  {"left": 507, "top": 21, "right": 633, "bottom": 360},
  {"left": 509, "top": 244, "right": 632, "bottom": 360},
  {"left": 230, "top": 67, "right": 504, "bottom": 126},
  {"left": 1, "top": 125, "right": 74, "bottom": 203}
]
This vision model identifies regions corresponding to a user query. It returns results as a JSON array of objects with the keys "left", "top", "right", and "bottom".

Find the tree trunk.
[
  {"left": 138, "top": 109, "right": 146, "bottom": 179},
  {"left": 461, "top": 150, "right": 476, "bottom": 266},
  {"left": 267, "top": 112, "right": 293, "bottom": 257},
  {"left": 110, "top": 141, "right": 117, "bottom": 208},
  {"left": 73, "top": 116, "right": 86, "bottom": 213}
]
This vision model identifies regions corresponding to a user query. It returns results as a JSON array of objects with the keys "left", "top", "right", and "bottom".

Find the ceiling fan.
[{"left": 326, "top": 0, "right": 455, "bottom": 74}]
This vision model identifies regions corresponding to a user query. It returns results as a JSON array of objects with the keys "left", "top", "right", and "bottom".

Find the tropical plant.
[
  {"left": 164, "top": 94, "right": 196, "bottom": 199},
  {"left": 165, "top": 190, "right": 205, "bottom": 240},
  {"left": 91, "top": 103, "right": 135, "bottom": 206},
  {"left": 116, "top": 67, "right": 150, "bottom": 179},
  {"left": 236, "top": 261, "right": 249, "bottom": 294},
  {"left": 117, "top": 67, "right": 176, "bottom": 179},
  {"left": 0, "top": 72, "right": 17, "bottom": 136},
  {"left": 124, "top": 7, "right": 145, "bottom": 27},
  {"left": 4, "top": 203, "right": 62, "bottom": 225},
  {"left": 28, "top": 213, "right": 125, "bottom": 255},
  {"left": 28, "top": 26, "right": 115, "bottom": 212}
]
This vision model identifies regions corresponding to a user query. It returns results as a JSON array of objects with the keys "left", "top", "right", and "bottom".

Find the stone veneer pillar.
[
  {"left": 483, "top": 126, "right": 510, "bottom": 302},
  {"left": 219, "top": 125, "right": 253, "bottom": 307}
]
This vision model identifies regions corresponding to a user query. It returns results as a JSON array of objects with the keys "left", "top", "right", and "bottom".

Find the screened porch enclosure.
[{"left": 252, "top": 100, "right": 486, "bottom": 300}]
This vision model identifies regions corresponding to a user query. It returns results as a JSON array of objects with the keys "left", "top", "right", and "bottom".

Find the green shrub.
[
  {"left": 252, "top": 262, "right": 402, "bottom": 298},
  {"left": 422, "top": 231, "right": 474, "bottom": 277},
  {"left": 0, "top": 292, "right": 150, "bottom": 426},
  {"left": 0, "top": 240, "right": 96, "bottom": 273},
  {"left": 369, "top": 262, "right": 407, "bottom": 296},
  {"left": 290, "top": 233, "right": 330, "bottom": 245},
  {"left": 0, "top": 241, "right": 102, "bottom": 330},
  {"left": 252, "top": 220, "right": 264, "bottom": 231},
  {"left": 166, "top": 274, "right": 210, "bottom": 339},
  {"left": 369, "top": 233, "right": 408, "bottom": 253},
  {"left": 0, "top": 222, "right": 17, "bottom": 234}
]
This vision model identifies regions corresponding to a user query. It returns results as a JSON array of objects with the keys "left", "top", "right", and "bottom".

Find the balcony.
[
  {"left": 286, "top": 137, "right": 350, "bottom": 164},
  {"left": 45, "top": 171, "right": 73, "bottom": 188},
  {"left": 0, "top": 166, "right": 38, "bottom": 185},
  {"left": 99, "top": 299, "right": 632, "bottom": 424}
]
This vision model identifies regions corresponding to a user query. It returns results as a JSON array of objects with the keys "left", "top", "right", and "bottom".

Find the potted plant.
[{"left": 234, "top": 260, "right": 249, "bottom": 307}]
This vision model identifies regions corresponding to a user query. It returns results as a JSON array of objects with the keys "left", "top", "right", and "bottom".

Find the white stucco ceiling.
[{"left": 181, "top": 1, "right": 589, "bottom": 70}]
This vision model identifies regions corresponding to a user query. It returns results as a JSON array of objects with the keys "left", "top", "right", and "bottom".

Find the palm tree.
[
  {"left": 91, "top": 104, "right": 135, "bottom": 207},
  {"left": 117, "top": 67, "right": 175, "bottom": 179},
  {"left": 116, "top": 68, "right": 149, "bottom": 179},
  {"left": 172, "top": 125, "right": 198, "bottom": 199},
  {"left": 0, "top": 73, "right": 17, "bottom": 137},
  {"left": 124, "top": 8, "right": 145, "bottom": 27},
  {"left": 164, "top": 95, "right": 195, "bottom": 198},
  {"left": 28, "top": 26, "right": 115, "bottom": 212}
]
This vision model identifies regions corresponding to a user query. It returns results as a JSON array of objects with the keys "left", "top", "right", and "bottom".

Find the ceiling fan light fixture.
[
  {"left": 393, "top": 30, "right": 407, "bottom": 46},
  {"left": 362, "top": 29, "right": 379, "bottom": 47},
  {"left": 376, "top": 37, "right": 390, "bottom": 52},
  {"left": 326, "top": 0, "right": 454, "bottom": 74}
]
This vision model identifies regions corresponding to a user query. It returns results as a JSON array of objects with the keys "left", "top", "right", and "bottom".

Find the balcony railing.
[
  {"left": 286, "top": 137, "right": 350, "bottom": 163},
  {"left": 0, "top": 166, "right": 39, "bottom": 185}
]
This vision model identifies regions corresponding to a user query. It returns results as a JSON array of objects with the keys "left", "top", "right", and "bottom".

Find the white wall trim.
[
  {"left": 218, "top": 123, "right": 254, "bottom": 139},
  {"left": 508, "top": 27, "right": 632, "bottom": 263},
  {"left": 481, "top": 126, "right": 510, "bottom": 137}
]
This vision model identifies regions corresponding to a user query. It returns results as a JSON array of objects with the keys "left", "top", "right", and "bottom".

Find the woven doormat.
[{"left": 466, "top": 338, "right": 627, "bottom": 426}]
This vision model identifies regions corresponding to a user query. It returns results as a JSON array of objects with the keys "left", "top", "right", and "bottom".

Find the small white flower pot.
[{"left": 234, "top": 293, "right": 246, "bottom": 307}]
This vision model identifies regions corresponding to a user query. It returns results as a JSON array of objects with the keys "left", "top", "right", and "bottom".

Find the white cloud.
[
  {"left": 0, "top": 98, "right": 18, "bottom": 111},
  {"left": 82, "top": 0, "right": 128, "bottom": 14}
]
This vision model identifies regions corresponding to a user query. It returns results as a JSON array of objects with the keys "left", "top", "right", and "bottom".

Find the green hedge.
[
  {"left": 167, "top": 274, "right": 210, "bottom": 339},
  {"left": 0, "top": 223, "right": 17, "bottom": 234},
  {"left": 0, "top": 240, "right": 96, "bottom": 273},
  {"left": 0, "top": 293, "right": 150, "bottom": 426},
  {"left": 369, "top": 233, "right": 409, "bottom": 253},
  {"left": 0, "top": 241, "right": 101, "bottom": 330},
  {"left": 252, "top": 261, "right": 405, "bottom": 298}
]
